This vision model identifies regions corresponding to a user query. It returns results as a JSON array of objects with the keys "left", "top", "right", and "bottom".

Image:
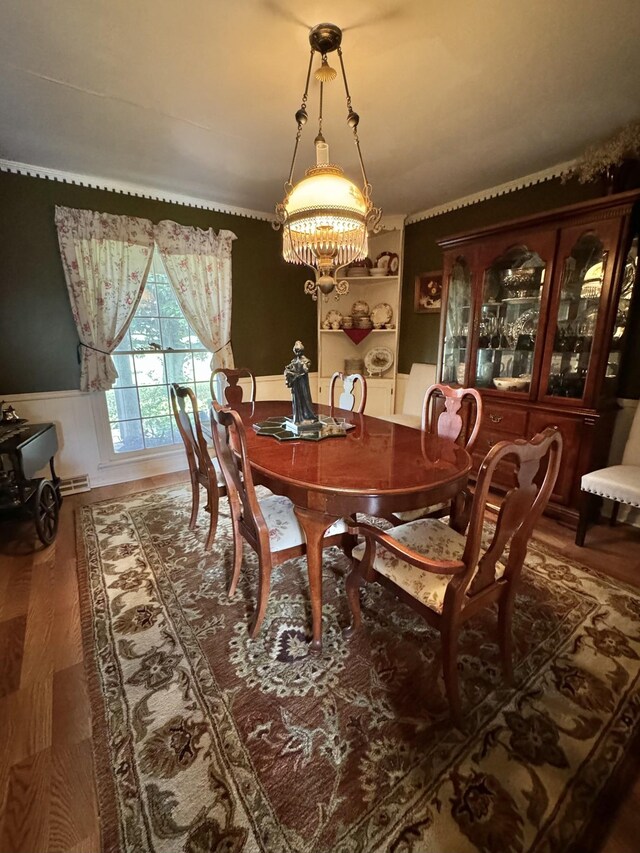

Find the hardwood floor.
[{"left": 0, "top": 472, "right": 638, "bottom": 852}]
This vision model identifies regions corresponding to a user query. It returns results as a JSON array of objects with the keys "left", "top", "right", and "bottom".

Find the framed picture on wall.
[{"left": 414, "top": 271, "right": 443, "bottom": 313}]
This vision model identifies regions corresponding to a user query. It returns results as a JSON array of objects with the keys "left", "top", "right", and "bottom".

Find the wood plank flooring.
[{"left": 0, "top": 472, "right": 638, "bottom": 852}]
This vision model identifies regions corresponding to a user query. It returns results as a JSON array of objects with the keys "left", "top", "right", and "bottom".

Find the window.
[{"left": 105, "top": 248, "right": 210, "bottom": 454}]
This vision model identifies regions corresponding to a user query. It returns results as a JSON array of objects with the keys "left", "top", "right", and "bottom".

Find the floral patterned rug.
[{"left": 76, "top": 485, "right": 640, "bottom": 853}]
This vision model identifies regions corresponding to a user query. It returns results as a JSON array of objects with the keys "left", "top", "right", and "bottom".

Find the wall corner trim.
[
  {"left": 405, "top": 160, "right": 577, "bottom": 225},
  {"left": 0, "top": 157, "right": 275, "bottom": 222}
]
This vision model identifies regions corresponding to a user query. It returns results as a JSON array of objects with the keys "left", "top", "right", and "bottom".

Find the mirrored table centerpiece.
[{"left": 253, "top": 415, "right": 356, "bottom": 442}]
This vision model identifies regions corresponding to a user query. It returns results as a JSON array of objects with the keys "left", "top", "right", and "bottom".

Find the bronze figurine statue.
[{"left": 284, "top": 341, "right": 318, "bottom": 427}]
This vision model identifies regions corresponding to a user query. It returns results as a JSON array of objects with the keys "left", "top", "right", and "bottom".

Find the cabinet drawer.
[
  {"left": 472, "top": 426, "right": 521, "bottom": 489},
  {"left": 475, "top": 425, "right": 522, "bottom": 456},
  {"left": 481, "top": 402, "right": 528, "bottom": 435}
]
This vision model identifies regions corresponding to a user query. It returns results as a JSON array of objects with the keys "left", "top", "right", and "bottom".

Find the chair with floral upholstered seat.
[
  {"left": 170, "top": 384, "right": 227, "bottom": 549},
  {"left": 345, "top": 427, "right": 562, "bottom": 727},
  {"left": 210, "top": 401, "right": 351, "bottom": 637}
]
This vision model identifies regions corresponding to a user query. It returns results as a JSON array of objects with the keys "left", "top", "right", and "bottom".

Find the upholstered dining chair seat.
[
  {"left": 392, "top": 502, "right": 448, "bottom": 522},
  {"left": 260, "top": 494, "right": 348, "bottom": 552},
  {"left": 580, "top": 465, "right": 640, "bottom": 507},
  {"left": 577, "top": 402, "right": 640, "bottom": 546},
  {"left": 352, "top": 518, "right": 506, "bottom": 615}
]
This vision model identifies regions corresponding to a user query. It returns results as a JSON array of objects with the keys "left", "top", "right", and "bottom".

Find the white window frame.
[{"left": 93, "top": 247, "right": 212, "bottom": 463}]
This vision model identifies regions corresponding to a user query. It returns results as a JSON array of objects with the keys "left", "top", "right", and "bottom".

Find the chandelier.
[{"left": 274, "top": 23, "right": 382, "bottom": 300}]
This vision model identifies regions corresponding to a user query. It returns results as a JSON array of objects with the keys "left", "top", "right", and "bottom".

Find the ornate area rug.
[{"left": 76, "top": 485, "right": 640, "bottom": 853}]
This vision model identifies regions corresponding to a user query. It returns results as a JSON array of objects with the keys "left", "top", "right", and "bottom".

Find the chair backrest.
[
  {"left": 170, "top": 384, "right": 215, "bottom": 479},
  {"left": 622, "top": 402, "right": 640, "bottom": 466},
  {"left": 422, "top": 383, "right": 483, "bottom": 450},
  {"left": 329, "top": 372, "right": 367, "bottom": 413},
  {"left": 210, "top": 367, "right": 256, "bottom": 406},
  {"left": 402, "top": 363, "right": 437, "bottom": 416},
  {"left": 209, "top": 402, "right": 270, "bottom": 553},
  {"left": 460, "top": 427, "right": 562, "bottom": 598}
]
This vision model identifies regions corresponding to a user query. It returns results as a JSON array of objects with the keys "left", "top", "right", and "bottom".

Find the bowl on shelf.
[
  {"left": 493, "top": 376, "right": 530, "bottom": 392},
  {"left": 370, "top": 267, "right": 387, "bottom": 276}
]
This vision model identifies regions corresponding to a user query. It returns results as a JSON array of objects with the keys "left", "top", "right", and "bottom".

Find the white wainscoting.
[
  {"left": 3, "top": 374, "right": 318, "bottom": 489},
  {"left": 5, "top": 380, "right": 636, "bottom": 513}
]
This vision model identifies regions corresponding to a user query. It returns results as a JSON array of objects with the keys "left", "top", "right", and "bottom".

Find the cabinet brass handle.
[{"left": 489, "top": 414, "right": 503, "bottom": 423}]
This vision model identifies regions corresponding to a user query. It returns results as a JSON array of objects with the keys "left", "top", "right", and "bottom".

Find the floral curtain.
[
  {"left": 55, "top": 206, "right": 154, "bottom": 391},
  {"left": 154, "top": 221, "right": 236, "bottom": 370}
]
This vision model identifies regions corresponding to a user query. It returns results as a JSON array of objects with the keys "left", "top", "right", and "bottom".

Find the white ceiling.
[{"left": 1, "top": 0, "right": 639, "bottom": 218}]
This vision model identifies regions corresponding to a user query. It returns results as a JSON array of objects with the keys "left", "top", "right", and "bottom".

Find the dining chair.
[
  {"left": 390, "top": 383, "right": 483, "bottom": 524},
  {"left": 170, "top": 384, "right": 227, "bottom": 549},
  {"left": 345, "top": 427, "right": 562, "bottom": 727},
  {"left": 210, "top": 367, "right": 257, "bottom": 406},
  {"left": 210, "top": 401, "right": 351, "bottom": 637},
  {"left": 576, "top": 401, "right": 640, "bottom": 546},
  {"left": 329, "top": 371, "right": 367, "bottom": 413}
]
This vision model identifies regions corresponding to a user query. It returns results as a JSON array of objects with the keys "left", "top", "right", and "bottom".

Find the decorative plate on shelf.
[
  {"left": 325, "top": 309, "right": 343, "bottom": 326},
  {"left": 364, "top": 346, "right": 394, "bottom": 376},
  {"left": 351, "top": 300, "right": 370, "bottom": 317},
  {"left": 371, "top": 302, "right": 393, "bottom": 325},
  {"left": 387, "top": 253, "right": 400, "bottom": 275},
  {"left": 375, "top": 252, "right": 391, "bottom": 272}
]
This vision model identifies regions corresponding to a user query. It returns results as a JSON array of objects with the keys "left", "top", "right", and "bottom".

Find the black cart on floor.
[{"left": 0, "top": 422, "right": 61, "bottom": 545}]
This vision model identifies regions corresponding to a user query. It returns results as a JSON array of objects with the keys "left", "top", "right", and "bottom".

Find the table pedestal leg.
[{"left": 293, "top": 506, "right": 336, "bottom": 653}]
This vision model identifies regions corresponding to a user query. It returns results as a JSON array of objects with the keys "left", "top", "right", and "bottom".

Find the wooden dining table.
[{"left": 229, "top": 401, "right": 472, "bottom": 651}]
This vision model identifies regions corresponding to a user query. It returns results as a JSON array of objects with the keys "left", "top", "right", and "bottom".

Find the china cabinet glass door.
[
  {"left": 541, "top": 221, "right": 622, "bottom": 403},
  {"left": 441, "top": 257, "right": 471, "bottom": 385},
  {"left": 605, "top": 235, "right": 637, "bottom": 385},
  {"left": 474, "top": 243, "right": 547, "bottom": 395}
]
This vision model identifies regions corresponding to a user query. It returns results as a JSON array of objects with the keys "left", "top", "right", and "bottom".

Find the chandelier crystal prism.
[{"left": 274, "top": 23, "right": 382, "bottom": 300}]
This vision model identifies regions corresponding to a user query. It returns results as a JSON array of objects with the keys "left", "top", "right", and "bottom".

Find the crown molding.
[
  {"left": 404, "top": 159, "right": 577, "bottom": 225},
  {"left": 0, "top": 158, "right": 275, "bottom": 222}
]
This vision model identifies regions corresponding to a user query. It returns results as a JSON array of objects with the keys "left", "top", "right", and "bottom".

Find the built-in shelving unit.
[{"left": 316, "top": 216, "right": 405, "bottom": 416}]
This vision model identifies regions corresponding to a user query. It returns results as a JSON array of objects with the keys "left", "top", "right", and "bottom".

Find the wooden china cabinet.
[{"left": 436, "top": 190, "right": 640, "bottom": 518}]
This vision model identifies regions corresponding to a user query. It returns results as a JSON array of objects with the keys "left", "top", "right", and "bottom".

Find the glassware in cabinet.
[
  {"left": 542, "top": 222, "right": 621, "bottom": 402},
  {"left": 441, "top": 257, "right": 471, "bottom": 385},
  {"left": 474, "top": 244, "right": 546, "bottom": 394}
]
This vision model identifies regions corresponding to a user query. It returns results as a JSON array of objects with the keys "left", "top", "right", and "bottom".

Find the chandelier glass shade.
[{"left": 275, "top": 23, "right": 381, "bottom": 299}]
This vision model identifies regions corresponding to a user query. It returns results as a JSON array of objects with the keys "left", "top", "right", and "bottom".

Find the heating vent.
[{"left": 59, "top": 474, "right": 91, "bottom": 496}]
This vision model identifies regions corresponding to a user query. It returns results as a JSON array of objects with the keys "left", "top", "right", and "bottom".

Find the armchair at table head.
[
  {"left": 329, "top": 371, "right": 367, "bottom": 414},
  {"left": 170, "top": 384, "right": 226, "bottom": 549},
  {"left": 210, "top": 367, "right": 256, "bottom": 406},
  {"left": 209, "top": 401, "right": 350, "bottom": 637},
  {"left": 346, "top": 426, "right": 562, "bottom": 728}
]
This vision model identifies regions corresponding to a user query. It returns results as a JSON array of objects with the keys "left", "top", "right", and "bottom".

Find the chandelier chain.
[
  {"left": 318, "top": 79, "right": 324, "bottom": 138},
  {"left": 285, "top": 49, "right": 314, "bottom": 191},
  {"left": 337, "top": 47, "right": 371, "bottom": 199}
]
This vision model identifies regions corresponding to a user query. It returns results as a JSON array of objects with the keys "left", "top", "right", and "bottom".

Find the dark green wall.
[
  {"left": 0, "top": 170, "right": 314, "bottom": 394},
  {"left": 398, "top": 177, "right": 602, "bottom": 373}
]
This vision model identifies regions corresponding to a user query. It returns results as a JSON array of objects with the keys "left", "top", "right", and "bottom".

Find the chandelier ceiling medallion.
[{"left": 274, "top": 22, "right": 382, "bottom": 300}]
